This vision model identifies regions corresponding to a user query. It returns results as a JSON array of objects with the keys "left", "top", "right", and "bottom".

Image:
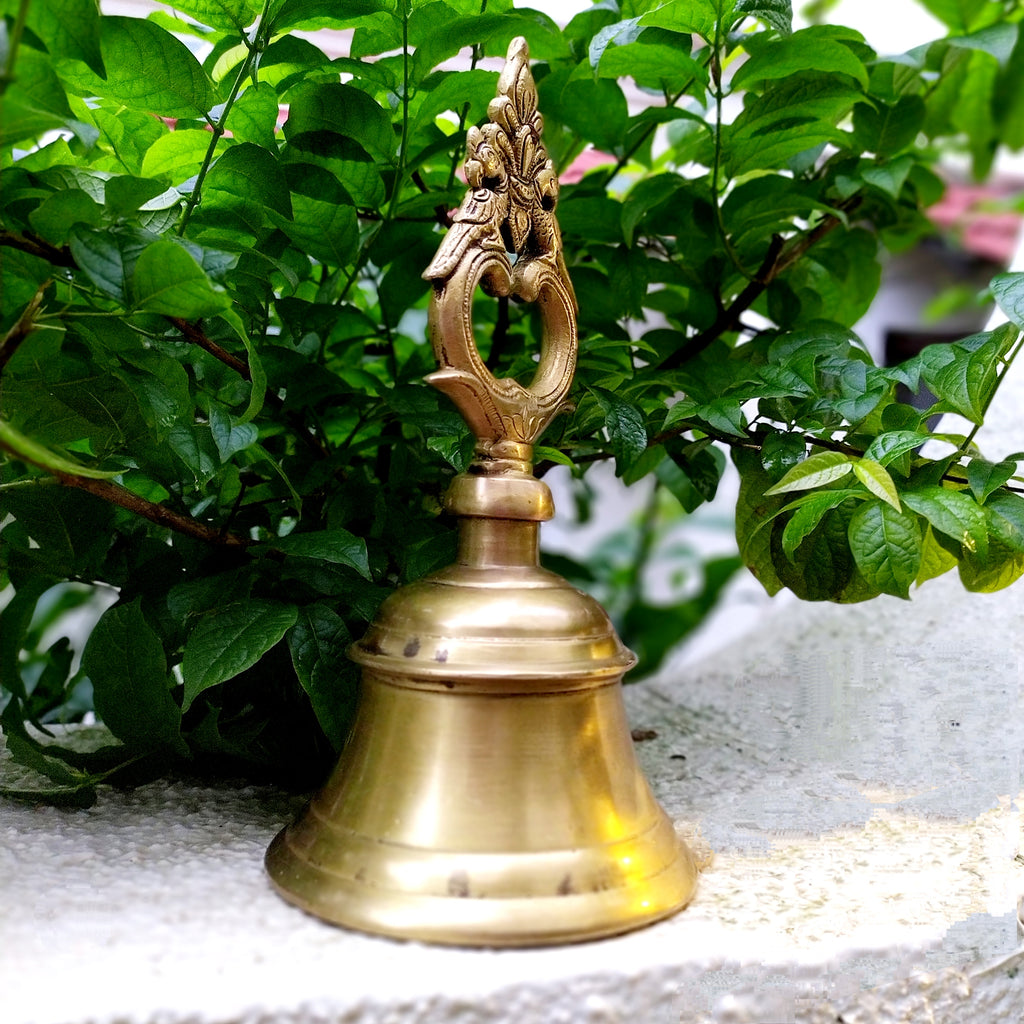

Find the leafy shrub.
[{"left": 2, "top": 0, "right": 1024, "bottom": 800}]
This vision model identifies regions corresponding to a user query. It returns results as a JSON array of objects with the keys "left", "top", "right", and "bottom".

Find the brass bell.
[{"left": 265, "top": 37, "right": 698, "bottom": 946}]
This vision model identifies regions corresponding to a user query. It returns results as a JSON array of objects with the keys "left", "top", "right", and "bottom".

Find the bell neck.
[
  {"left": 445, "top": 443, "right": 554, "bottom": 570},
  {"left": 457, "top": 517, "right": 540, "bottom": 568}
]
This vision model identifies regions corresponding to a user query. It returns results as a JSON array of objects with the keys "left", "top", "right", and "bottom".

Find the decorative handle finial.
[{"left": 423, "top": 37, "right": 577, "bottom": 456}]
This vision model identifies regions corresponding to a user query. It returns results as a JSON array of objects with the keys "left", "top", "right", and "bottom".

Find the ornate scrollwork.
[{"left": 423, "top": 36, "right": 577, "bottom": 454}]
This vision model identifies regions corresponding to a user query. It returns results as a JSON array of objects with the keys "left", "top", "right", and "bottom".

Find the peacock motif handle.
[{"left": 423, "top": 37, "right": 577, "bottom": 460}]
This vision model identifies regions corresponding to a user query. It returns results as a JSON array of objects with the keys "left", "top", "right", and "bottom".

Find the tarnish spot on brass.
[
  {"left": 403, "top": 638, "right": 421, "bottom": 658},
  {"left": 557, "top": 874, "right": 574, "bottom": 896},
  {"left": 435, "top": 649, "right": 449, "bottom": 663},
  {"left": 448, "top": 871, "right": 470, "bottom": 897}
]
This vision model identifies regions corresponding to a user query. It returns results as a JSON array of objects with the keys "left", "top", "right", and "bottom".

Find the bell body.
[
  {"left": 266, "top": 505, "right": 699, "bottom": 946},
  {"left": 267, "top": 38, "right": 698, "bottom": 944}
]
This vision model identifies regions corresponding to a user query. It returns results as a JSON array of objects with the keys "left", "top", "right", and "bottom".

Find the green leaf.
[
  {"left": 696, "top": 397, "right": 746, "bottom": 437},
  {"left": 141, "top": 129, "right": 220, "bottom": 185},
  {"left": 919, "top": 0, "right": 997, "bottom": 33},
  {"left": 916, "top": 524, "right": 958, "bottom": 585},
  {"left": 732, "top": 0, "right": 792, "bottom": 35},
  {"left": 28, "top": 190, "right": 104, "bottom": 245},
  {"left": 760, "top": 432, "right": 805, "bottom": 479},
  {"left": 592, "top": 387, "right": 647, "bottom": 473},
  {"left": 105, "top": 175, "right": 179, "bottom": 219},
  {"left": 0, "top": 730, "right": 96, "bottom": 806},
  {"left": 269, "top": 0, "right": 386, "bottom": 33},
  {"left": 410, "top": 69, "right": 499, "bottom": 137},
  {"left": 0, "top": 47, "right": 77, "bottom": 146},
  {"left": 269, "top": 165, "right": 358, "bottom": 267},
  {"left": 132, "top": 238, "right": 231, "bottom": 318},
  {"left": 732, "top": 27, "right": 868, "bottom": 92},
  {"left": 861, "top": 155, "right": 914, "bottom": 199},
  {"left": 169, "top": 0, "right": 264, "bottom": 32},
  {"left": 734, "top": 446, "right": 786, "bottom": 595},
  {"left": 764, "top": 450, "right": 853, "bottom": 494},
  {"left": 287, "top": 604, "right": 357, "bottom": 749},
  {"left": 59, "top": 17, "right": 215, "bottom": 119},
  {"left": 86, "top": 105, "right": 165, "bottom": 176},
  {"left": 283, "top": 81, "right": 395, "bottom": 161},
  {"left": 771, "top": 495, "right": 856, "bottom": 600},
  {"left": 167, "top": 423, "right": 218, "bottom": 485},
  {"left": 209, "top": 142, "right": 291, "bottom": 218},
  {"left": 216, "top": 307, "right": 265, "bottom": 424},
  {"left": 990, "top": 273, "right": 1024, "bottom": 330},
  {"left": 862, "top": 429, "right": 931, "bottom": 466},
  {"left": 534, "top": 445, "right": 575, "bottom": 468},
  {"left": 638, "top": 1, "right": 718, "bottom": 40},
  {"left": 82, "top": 598, "right": 186, "bottom": 755},
  {"left": 209, "top": 405, "right": 258, "bottom": 462},
  {"left": 781, "top": 490, "right": 859, "bottom": 560},
  {"left": 608, "top": 245, "right": 650, "bottom": 319},
  {"left": 958, "top": 533, "right": 1024, "bottom": 593},
  {"left": 181, "top": 600, "right": 298, "bottom": 711},
  {"left": 966, "top": 457, "right": 1016, "bottom": 502},
  {"left": 621, "top": 174, "right": 687, "bottom": 245},
  {"left": 227, "top": 82, "right": 280, "bottom": 149},
  {"left": 984, "top": 491, "right": 1024, "bottom": 551},
  {"left": 659, "top": 439, "right": 723, "bottom": 510},
  {"left": 853, "top": 459, "right": 901, "bottom": 510},
  {"left": 25, "top": 0, "right": 104, "bottom": 76},
  {"left": 0, "top": 579, "right": 51, "bottom": 703},
  {"left": 68, "top": 225, "right": 155, "bottom": 305},
  {"left": 848, "top": 500, "right": 922, "bottom": 598},
  {"left": 725, "top": 76, "right": 859, "bottom": 176},
  {"left": 552, "top": 76, "right": 629, "bottom": 153},
  {"left": 268, "top": 529, "right": 371, "bottom": 579},
  {"left": 597, "top": 42, "right": 705, "bottom": 91},
  {"left": 853, "top": 96, "right": 926, "bottom": 155},
  {"left": 925, "top": 336, "right": 1000, "bottom": 423},
  {"left": 900, "top": 485, "right": 987, "bottom": 557}
]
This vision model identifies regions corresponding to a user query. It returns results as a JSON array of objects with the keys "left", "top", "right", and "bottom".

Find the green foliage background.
[{"left": 3, "top": 0, "right": 1024, "bottom": 801}]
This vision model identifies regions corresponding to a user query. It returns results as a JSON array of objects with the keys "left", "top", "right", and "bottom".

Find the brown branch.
[
  {"left": 0, "top": 231, "right": 259, "bottom": 384},
  {"left": 51, "top": 471, "right": 252, "bottom": 547},
  {"left": 166, "top": 316, "right": 251, "bottom": 380},
  {"left": 0, "top": 431, "right": 252, "bottom": 546},
  {"left": 0, "top": 230, "right": 76, "bottom": 268},
  {"left": 659, "top": 196, "right": 864, "bottom": 371},
  {"left": 0, "top": 279, "right": 50, "bottom": 373}
]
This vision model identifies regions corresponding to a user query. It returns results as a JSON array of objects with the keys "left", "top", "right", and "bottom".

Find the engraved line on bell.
[{"left": 423, "top": 36, "right": 578, "bottom": 450}]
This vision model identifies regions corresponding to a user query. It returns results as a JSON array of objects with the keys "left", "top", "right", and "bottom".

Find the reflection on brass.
[{"left": 265, "top": 37, "right": 698, "bottom": 946}]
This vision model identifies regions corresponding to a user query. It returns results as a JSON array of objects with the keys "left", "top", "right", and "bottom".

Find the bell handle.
[{"left": 425, "top": 246, "right": 576, "bottom": 448}]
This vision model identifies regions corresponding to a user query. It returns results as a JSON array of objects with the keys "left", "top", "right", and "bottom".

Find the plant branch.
[
  {"left": 710, "top": 35, "right": 751, "bottom": 282},
  {"left": 0, "top": 230, "right": 76, "bottom": 268},
  {"left": 167, "top": 316, "right": 252, "bottom": 380},
  {"left": 0, "top": 450, "right": 251, "bottom": 546},
  {"left": 385, "top": 3, "right": 413, "bottom": 223},
  {"left": 543, "top": 417, "right": 1018, "bottom": 494},
  {"left": 659, "top": 196, "right": 863, "bottom": 370},
  {"left": 54, "top": 473, "right": 252, "bottom": 546},
  {"left": 0, "top": 0, "right": 30, "bottom": 96},
  {"left": 0, "top": 280, "right": 50, "bottom": 374},
  {"left": 178, "top": 0, "right": 274, "bottom": 234}
]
